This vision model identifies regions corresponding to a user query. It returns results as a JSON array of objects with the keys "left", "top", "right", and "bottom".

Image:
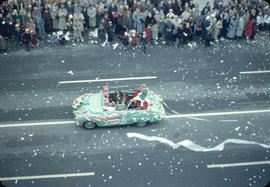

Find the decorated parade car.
[{"left": 72, "top": 85, "right": 165, "bottom": 129}]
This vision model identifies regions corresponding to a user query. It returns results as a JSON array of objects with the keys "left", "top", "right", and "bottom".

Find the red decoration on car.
[{"left": 104, "top": 85, "right": 109, "bottom": 92}]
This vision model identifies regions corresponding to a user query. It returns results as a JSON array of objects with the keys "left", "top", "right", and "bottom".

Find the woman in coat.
[
  {"left": 58, "top": 4, "right": 67, "bottom": 30},
  {"left": 236, "top": 15, "right": 244, "bottom": 39},
  {"left": 87, "top": 4, "right": 97, "bottom": 30},
  {"left": 136, "top": 11, "right": 147, "bottom": 34},
  {"left": 35, "top": 15, "right": 45, "bottom": 38},
  {"left": 226, "top": 16, "right": 238, "bottom": 39},
  {"left": 49, "top": 2, "right": 59, "bottom": 31},
  {"left": 123, "top": 7, "right": 133, "bottom": 29},
  {"left": 244, "top": 17, "right": 254, "bottom": 43},
  {"left": 73, "top": 10, "right": 84, "bottom": 41},
  {"left": 213, "top": 18, "right": 222, "bottom": 40}
]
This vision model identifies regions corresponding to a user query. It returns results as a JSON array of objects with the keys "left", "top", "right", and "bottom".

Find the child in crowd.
[
  {"left": 145, "top": 25, "right": 152, "bottom": 43},
  {"left": 50, "top": 32, "right": 59, "bottom": 45}
]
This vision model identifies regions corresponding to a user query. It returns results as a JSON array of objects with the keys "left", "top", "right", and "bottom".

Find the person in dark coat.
[
  {"left": 111, "top": 90, "right": 124, "bottom": 104},
  {"left": 98, "top": 24, "right": 106, "bottom": 42},
  {"left": 175, "top": 23, "right": 184, "bottom": 47},
  {"left": 106, "top": 21, "right": 114, "bottom": 42},
  {"left": 162, "top": 18, "right": 174, "bottom": 44},
  {"left": 42, "top": 8, "right": 52, "bottom": 33},
  {"left": 0, "top": 34, "right": 7, "bottom": 53},
  {"left": 140, "top": 31, "right": 147, "bottom": 54},
  {"left": 108, "top": 2, "right": 118, "bottom": 25},
  {"left": 182, "top": 22, "right": 192, "bottom": 46},
  {"left": 21, "top": 28, "right": 32, "bottom": 51}
]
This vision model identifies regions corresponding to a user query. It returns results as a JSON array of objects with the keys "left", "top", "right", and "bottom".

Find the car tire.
[
  {"left": 83, "top": 121, "right": 97, "bottom": 129},
  {"left": 136, "top": 121, "right": 147, "bottom": 127}
]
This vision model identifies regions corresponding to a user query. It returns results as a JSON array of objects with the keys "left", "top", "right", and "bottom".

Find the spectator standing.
[
  {"left": 227, "top": 15, "right": 238, "bottom": 39},
  {"left": 35, "top": 15, "right": 45, "bottom": 38},
  {"left": 137, "top": 11, "right": 147, "bottom": 34},
  {"left": 109, "top": 2, "right": 118, "bottom": 25},
  {"left": 73, "top": 10, "right": 84, "bottom": 42},
  {"left": 141, "top": 31, "right": 147, "bottom": 54},
  {"left": 123, "top": 7, "right": 133, "bottom": 29},
  {"left": 0, "top": 34, "right": 7, "bottom": 52},
  {"left": 151, "top": 24, "right": 158, "bottom": 43},
  {"left": 263, "top": 12, "right": 270, "bottom": 31},
  {"left": 87, "top": 3, "right": 97, "bottom": 31},
  {"left": 58, "top": 4, "right": 68, "bottom": 31},
  {"left": 42, "top": 8, "right": 52, "bottom": 33},
  {"left": 244, "top": 16, "right": 255, "bottom": 43},
  {"left": 213, "top": 18, "right": 223, "bottom": 41},
  {"left": 132, "top": 8, "right": 140, "bottom": 30},
  {"left": 21, "top": 28, "right": 31, "bottom": 51},
  {"left": 145, "top": 24, "right": 152, "bottom": 43},
  {"left": 236, "top": 14, "right": 244, "bottom": 39},
  {"left": 50, "top": 2, "right": 59, "bottom": 31}
]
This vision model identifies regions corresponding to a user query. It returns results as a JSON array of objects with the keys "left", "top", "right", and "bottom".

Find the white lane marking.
[
  {"left": 0, "top": 172, "right": 95, "bottom": 181},
  {"left": 207, "top": 161, "right": 270, "bottom": 168},
  {"left": 218, "top": 120, "right": 238, "bottom": 122},
  {"left": 240, "top": 70, "right": 270, "bottom": 75},
  {"left": 185, "top": 116, "right": 211, "bottom": 121},
  {"left": 59, "top": 76, "right": 158, "bottom": 84},
  {"left": 127, "top": 133, "right": 270, "bottom": 151},
  {"left": 0, "top": 121, "right": 74, "bottom": 128},
  {"left": 165, "top": 109, "right": 270, "bottom": 118}
]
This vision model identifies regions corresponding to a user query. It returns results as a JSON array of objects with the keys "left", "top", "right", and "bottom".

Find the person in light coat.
[
  {"left": 87, "top": 4, "right": 97, "bottom": 30},
  {"left": 213, "top": 18, "right": 223, "bottom": 41},
  {"left": 236, "top": 14, "right": 244, "bottom": 39},
  {"left": 263, "top": 12, "right": 270, "bottom": 30},
  {"left": 73, "top": 10, "right": 84, "bottom": 41},
  {"left": 136, "top": 11, "right": 147, "bottom": 34},
  {"left": 58, "top": 4, "right": 68, "bottom": 30},
  {"left": 226, "top": 15, "right": 238, "bottom": 39},
  {"left": 132, "top": 8, "right": 140, "bottom": 30}
]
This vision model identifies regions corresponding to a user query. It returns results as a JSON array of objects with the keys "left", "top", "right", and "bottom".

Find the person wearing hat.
[{"left": 21, "top": 28, "right": 32, "bottom": 51}]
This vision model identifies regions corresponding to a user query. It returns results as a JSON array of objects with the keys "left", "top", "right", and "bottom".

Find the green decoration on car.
[{"left": 73, "top": 86, "right": 166, "bottom": 129}]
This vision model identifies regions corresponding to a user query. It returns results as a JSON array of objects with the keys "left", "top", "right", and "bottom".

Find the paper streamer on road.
[{"left": 127, "top": 133, "right": 270, "bottom": 151}]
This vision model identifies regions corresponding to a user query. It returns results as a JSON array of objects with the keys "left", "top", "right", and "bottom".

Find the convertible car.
[{"left": 73, "top": 86, "right": 165, "bottom": 129}]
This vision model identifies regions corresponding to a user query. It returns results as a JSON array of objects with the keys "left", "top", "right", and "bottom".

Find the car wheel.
[
  {"left": 83, "top": 121, "right": 97, "bottom": 129},
  {"left": 136, "top": 121, "right": 147, "bottom": 127}
]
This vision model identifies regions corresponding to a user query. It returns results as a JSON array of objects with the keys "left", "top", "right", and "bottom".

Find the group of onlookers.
[{"left": 0, "top": 0, "right": 269, "bottom": 52}]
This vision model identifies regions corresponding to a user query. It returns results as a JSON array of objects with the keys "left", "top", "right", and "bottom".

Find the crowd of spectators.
[{"left": 0, "top": 0, "right": 269, "bottom": 52}]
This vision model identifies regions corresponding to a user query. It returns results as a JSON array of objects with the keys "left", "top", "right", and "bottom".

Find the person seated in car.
[
  {"left": 128, "top": 84, "right": 149, "bottom": 109},
  {"left": 111, "top": 90, "right": 124, "bottom": 104}
]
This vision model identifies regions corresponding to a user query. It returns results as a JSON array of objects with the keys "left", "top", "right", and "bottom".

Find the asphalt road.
[{"left": 0, "top": 33, "right": 270, "bottom": 187}]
